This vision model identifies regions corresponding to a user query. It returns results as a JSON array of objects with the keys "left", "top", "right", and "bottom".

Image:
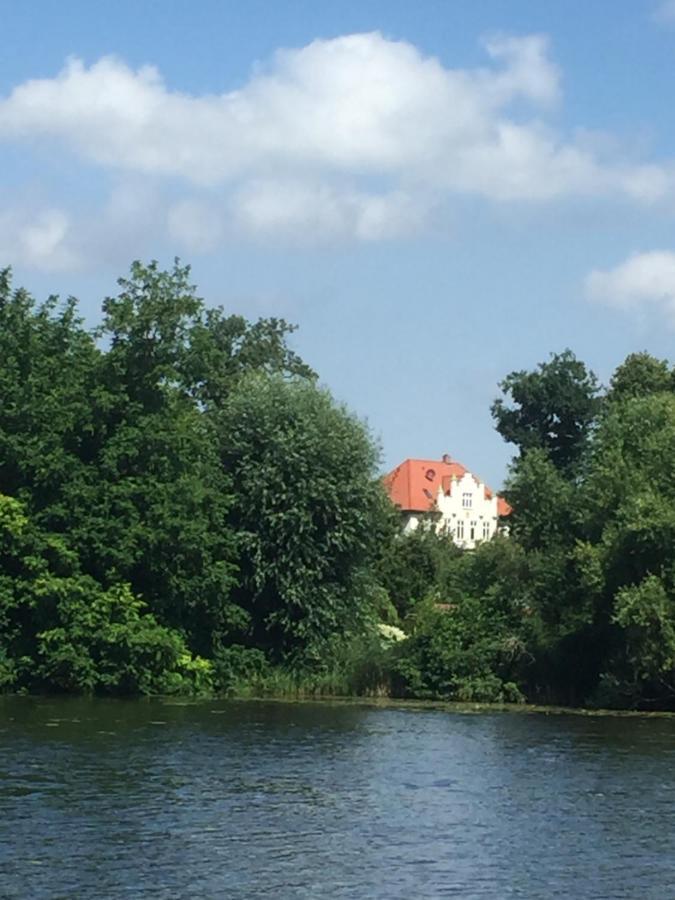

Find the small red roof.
[
  {"left": 383, "top": 456, "right": 511, "bottom": 516},
  {"left": 497, "top": 496, "right": 512, "bottom": 517}
]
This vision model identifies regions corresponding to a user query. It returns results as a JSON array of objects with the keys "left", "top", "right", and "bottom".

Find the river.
[{"left": 2, "top": 697, "right": 675, "bottom": 898}]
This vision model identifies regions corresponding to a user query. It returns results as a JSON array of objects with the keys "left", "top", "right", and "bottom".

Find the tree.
[
  {"left": 52, "top": 261, "right": 241, "bottom": 653},
  {"left": 374, "top": 524, "right": 461, "bottom": 619},
  {"left": 0, "top": 493, "right": 204, "bottom": 694},
  {"left": 59, "top": 261, "right": 315, "bottom": 654},
  {"left": 613, "top": 576, "right": 675, "bottom": 699},
  {"left": 0, "top": 269, "right": 100, "bottom": 514},
  {"left": 491, "top": 350, "right": 601, "bottom": 472},
  {"left": 606, "top": 351, "right": 674, "bottom": 403},
  {"left": 216, "top": 373, "right": 388, "bottom": 665},
  {"left": 502, "top": 448, "right": 578, "bottom": 551},
  {"left": 0, "top": 261, "right": 321, "bottom": 690}
]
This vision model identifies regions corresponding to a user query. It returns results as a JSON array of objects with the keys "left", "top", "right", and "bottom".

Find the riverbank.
[
  {"left": 6, "top": 690, "right": 675, "bottom": 719},
  {"left": 229, "top": 693, "right": 675, "bottom": 718}
]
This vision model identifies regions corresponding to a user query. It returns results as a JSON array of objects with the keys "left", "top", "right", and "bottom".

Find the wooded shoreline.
[{"left": 2, "top": 262, "right": 675, "bottom": 710}]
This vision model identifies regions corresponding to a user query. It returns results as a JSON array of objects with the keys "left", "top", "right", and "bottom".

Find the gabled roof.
[
  {"left": 383, "top": 456, "right": 511, "bottom": 516},
  {"left": 383, "top": 457, "right": 467, "bottom": 512}
]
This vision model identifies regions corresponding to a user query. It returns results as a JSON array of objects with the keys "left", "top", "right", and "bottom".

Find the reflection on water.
[{"left": 2, "top": 697, "right": 675, "bottom": 898}]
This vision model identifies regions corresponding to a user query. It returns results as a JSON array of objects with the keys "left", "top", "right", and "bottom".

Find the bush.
[
  {"left": 212, "top": 645, "right": 271, "bottom": 694},
  {"left": 30, "top": 579, "right": 196, "bottom": 695},
  {"left": 392, "top": 598, "right": 526, "bottom": 702}
]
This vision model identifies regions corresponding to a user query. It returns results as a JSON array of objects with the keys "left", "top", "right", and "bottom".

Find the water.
[{"left": 2, "top": 698, "right": 675, "bottom": 898}]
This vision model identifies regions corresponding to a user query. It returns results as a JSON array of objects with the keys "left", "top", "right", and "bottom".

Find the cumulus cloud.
[
  {"left": 0, "top": 34, "right": 562, "bottom": 186},
  {"left": 232, "top": 180, "right": 429, "bottom": 242},
  {"left": 0, "top": 183, "right": 177, "bottom": 272},
  {"left": 0, "top": 207, "right": 79, "bottom": 271},
  {"left": 586, "top": 251, "right": 675, "bottom": 325},
  {"left": 0, "top": 31, "right": 674, "bottom": 249}
]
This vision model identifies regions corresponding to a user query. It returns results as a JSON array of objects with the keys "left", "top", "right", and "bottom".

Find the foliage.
[
  {"left": 0, "top": 493, "right": 199, "bottom": 694},
  {"left": 216, "top": 373, "right": 389, "bottom": 664},
  {"left": 3, "top": 260, "right": 675, "bottom": 711},
  {"left": 32, "top": 580, "right": 197, "bottom": 695},
  {"left": 393, "top": 597, "right": 525, "bottom": 703},
  {"left": 212, "top": 645, "right": 271, "bottom": 694},
  {"left": 219, "top": 630, "right": 397, "bottom": 698},
  {"left": 607, "top": 351, "right": 674, "bottom": 403},
  {"left": 491, "top": 349, "right": 601, "bottom": 472},
  {"left": 0, "top": 261, "right": 386, "bottom": 695},
  {"left": 374, "top": 523, "right": 461, "bottom": 618},
  {"left": 393, "top": 352, "right": 675, "bottom": 710}
]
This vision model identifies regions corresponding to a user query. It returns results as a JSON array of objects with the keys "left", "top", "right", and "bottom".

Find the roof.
[
  {"left": 497, "top": 496, "right": 512, "bottom": 517},
  {"left": 383, "top": 456, "right": 512, "bottom": 516}
]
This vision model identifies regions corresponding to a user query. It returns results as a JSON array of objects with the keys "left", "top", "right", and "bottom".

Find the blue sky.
[{"left": 3, "top": 0, "right": 675, "bottom": 487}]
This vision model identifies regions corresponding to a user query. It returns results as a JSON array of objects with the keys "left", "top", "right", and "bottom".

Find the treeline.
[
  {"left": 0, "top": 261, "right": 391, "bottom": 695},
  {"left": 384, "top": 350, "right": 675, "bottom": 710},
  {"left": 2, "top": 262, "right": 675, "bottom": 710}
]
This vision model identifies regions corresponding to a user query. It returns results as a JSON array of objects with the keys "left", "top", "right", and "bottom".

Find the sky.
[{"left": 3, "top": 0, "right": 675, "bottom": 488}]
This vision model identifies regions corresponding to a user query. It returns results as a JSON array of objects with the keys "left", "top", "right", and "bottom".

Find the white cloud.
[
  {"left": 0, "top": 207, "right": 80, "bottom": 271},
  {"left": 0, "top": 34, "right": 563, "bottom": 188},
  {"left": 232, "top": 180, "right": 428, "bottom": 242},
  {"left": 480, "top": 33, "right": 560, "bottom": 106},
  {"left": 586, "top": 250, "right": 675, "bottom": 325},
  {"left": 0, "top": 183, "right": 173, "bottom": 273},
  {"left": 0, "top": 31, "right": 674, "bottom": 246}
]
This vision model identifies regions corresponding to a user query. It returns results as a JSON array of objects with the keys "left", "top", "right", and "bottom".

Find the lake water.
[{"left": 2, "top": 697, "right": 675, "bottom": 898}]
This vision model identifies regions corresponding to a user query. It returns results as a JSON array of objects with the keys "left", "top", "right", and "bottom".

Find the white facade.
[{"left": 401, "top": 471, "right": 500, "bottom": 550}]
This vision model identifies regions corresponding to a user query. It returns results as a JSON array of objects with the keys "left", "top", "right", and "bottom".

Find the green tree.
[
  {"left": 491, "top": 350, "right": 601, "bottom": 472},
  {"left": 393, "top": 591, "right": 525, "bottom": 703},
  {"left": 612, "top": 575, "right": 675, "bottom": 702},
  {"left": 216, "top": 373, "right": 388, "bottom": 665},
  {"left": 0, "top": 493, "right": 202, "bottom": 694},
  {"left": 503, "top": 448, "right": 578, "bottom": 551},
  {"left": 60, "top": 261, "right": 313, "bottom": 654},
  {"left": 607, "top": 351, "right": 674, "bottom": 403},
  {"left": 56, "top": 262, "right": 240, "bottom": 652},
  {"left": 0, "top": 261, "right": 320, "bottom": 690},
  {"left": 0, "top": 269, "right": 100, "bottom": 517},
  {"left": 374, "top": 524, "right": 461, "bottom": 619}
]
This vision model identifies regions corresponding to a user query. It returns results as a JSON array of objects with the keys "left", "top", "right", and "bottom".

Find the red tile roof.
[
  {"left": 383, "top": 456, "right": 511, "bottom": 516},
  {"left": 497, "top": 496, "right": 512, "bottom": 517}
]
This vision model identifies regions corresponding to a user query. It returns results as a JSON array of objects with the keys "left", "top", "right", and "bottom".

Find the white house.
[{"left": 383, "top": 454, "right": 511, "bottom": 550}]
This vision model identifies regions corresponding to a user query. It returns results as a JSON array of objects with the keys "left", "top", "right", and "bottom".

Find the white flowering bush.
[{"left": 377, "top": 623, "right": 407, "bottom": 643}]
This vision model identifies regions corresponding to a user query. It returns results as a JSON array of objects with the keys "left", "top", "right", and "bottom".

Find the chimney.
[{"left": 442, "top": 453, "right": 451, "bottom": 464}]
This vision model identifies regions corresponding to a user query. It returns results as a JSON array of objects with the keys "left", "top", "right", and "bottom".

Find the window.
[
  {"left": 482, "top": 521, "right": 491, "bottom": 540},
  {"left": 456, "top": 520, "right": 464, "bottom": 540},
  {"left": 469, "top": 521, "right": 477, "bottom": 541},
  {"left": 462, "top": 492, "right": 472, "bottom": 508}
]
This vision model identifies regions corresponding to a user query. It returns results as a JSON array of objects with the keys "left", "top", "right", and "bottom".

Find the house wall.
[{"left": 401, "top": 471, "right": 500, "bottom": 549}]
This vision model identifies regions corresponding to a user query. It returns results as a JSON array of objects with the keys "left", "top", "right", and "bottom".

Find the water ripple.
[{"left": 2, "top": 698, "right": 675, "bottom": 898}]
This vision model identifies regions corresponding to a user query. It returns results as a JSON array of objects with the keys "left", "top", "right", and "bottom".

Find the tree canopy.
[
  {"left": 0, "top": 261, "right": 388, "bottom": 694},
  {"left": 2, "top": 263, "right": 675, "bottom": 711},
  {"left": 491, "top": 350, "right": 601, "bottom": 472},
  {"left": 393, "top": 351, "right": 675, "bottom": 709}
]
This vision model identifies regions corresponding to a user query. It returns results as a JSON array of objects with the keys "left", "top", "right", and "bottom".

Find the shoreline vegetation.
[
  {"left": 8, "top": 691, "right": 675, "bottom": 721},
  {"left": 3, "top": 261, "right": 675, "bottom": 711}
]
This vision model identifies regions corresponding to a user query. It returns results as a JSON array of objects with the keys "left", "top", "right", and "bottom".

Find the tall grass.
[{"left": 216, "top": 633, "right": 396, "bottom": 699}]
